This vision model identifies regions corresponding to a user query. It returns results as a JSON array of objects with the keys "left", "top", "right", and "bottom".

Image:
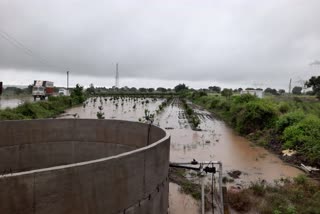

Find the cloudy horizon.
[{"left": 1, "top": 0, "right": 319, "bottom": 90}]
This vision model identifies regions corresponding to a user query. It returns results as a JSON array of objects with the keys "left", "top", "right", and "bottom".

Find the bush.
[
  {"left": 278, "top": 102, "right": 290, "bottom": 113},
  {"left": 282, "top": 115, "right": 320, "bottom": 163},
  {"left": 228, "top": 191, "right": 252, "bottom": 212},
  {"left": 233, "top": 99, "right": 278, "bottom": 134},
  {"left": 0, "top": 108, "right": 25, "bottom": 120},
  {"left": 217, "top": 99, "right": 231, "bottom": 111},
  {"left": 209, "top": 98, "right": 220, "bottom": 109},
  {"left": 232, "top": 94, "right": 257, "bottom": 104},
  {"left": 0, "top": 93, "right": 85, "bottom": 120},
  {"left": 276, "top": 111, "right": 305, "bottom": 133},
  {"left": 293, "top": 174, "right": 307, "bottom": 185}
]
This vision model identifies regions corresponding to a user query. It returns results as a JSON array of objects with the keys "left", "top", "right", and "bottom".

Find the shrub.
[
  {"left": 232, "top": 94, "right": 257, "bottom": 104},
  {"left": 278, "top": 102, "right": 290, "bottom": 113},
  {"left": 276, "top": 111, "right": 305, "bottom": 133},
  {"left": 228, "top": 190, "right": 252, "bottom": 212},
  {"left": 293, "top": 174, "right": 307, "bottom": 185},
  {"left": 186, "top": 108, "right": 193, "bottom": 116},
  {"left": 282, "top": 115, "right": 320, "bottom": 163},
  {"left": 0, "top": 109, "right": 25, "bottom": 120},
  {"left": 209, "top": 98, "right": 220, "bottom": 109},
  {"left": 250, "top": 180, "right": 266, "bottom": 196},
  {"left": 217, "top": 99, "right": 231, "bottom": 111},
  {"left": 234, "top": 99, "right": 278, "bottom": 134}
]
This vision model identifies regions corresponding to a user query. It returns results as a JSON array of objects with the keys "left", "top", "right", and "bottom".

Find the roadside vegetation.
[
  {"left": 228, "top": 175, "right": 320, "bottom": 214},
  {"left": 173, "top": 77, "right": 320, "bottom": 213},
  {"left": 0, "top": 84, "right": 85, "bottom": 120},
  {"left": 188, "top": 92, "right": 320, "bottom": 167}
]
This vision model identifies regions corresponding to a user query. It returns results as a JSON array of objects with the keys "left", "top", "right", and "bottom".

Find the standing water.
[
  {"left": 0, "top": 96, "right": 33, "bottom": 109},
  {"left": 62, "top": 97, "right": 303, "bottom": 213}
]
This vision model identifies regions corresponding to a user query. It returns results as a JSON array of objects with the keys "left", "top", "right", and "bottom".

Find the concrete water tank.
[{"left": 0, "top": 119, "right": 170, "bottom": 214}]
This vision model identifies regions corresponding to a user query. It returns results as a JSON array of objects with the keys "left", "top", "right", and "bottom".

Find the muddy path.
[{"left": 62, "top": 96, "right": 303, "bottom": 213}]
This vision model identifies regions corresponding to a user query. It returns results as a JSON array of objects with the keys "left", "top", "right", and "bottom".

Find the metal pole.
[
  {"left": 212, "top": 163, "right": 215, "bottom": 214},
  {"left": 67, "top": 71, "right": 69, "bottom": 90},
  {"left": 201, "top": 175, "right": 205, "bottom": 214},
  {"left": 219, "top": 162, "right": 224, "bottom": 214}
]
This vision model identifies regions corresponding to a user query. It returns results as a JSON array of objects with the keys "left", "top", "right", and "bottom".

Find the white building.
[
  {"left": 240, "top": 89, "right": 264, "bottom": 98},
  {"left": 58, "top": 88, "right": 69, "bottom": 96}
]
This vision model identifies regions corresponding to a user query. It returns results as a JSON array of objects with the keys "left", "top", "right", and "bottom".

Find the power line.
[{"left": 0, "top": 28, "right": 65, "bottom": 70}]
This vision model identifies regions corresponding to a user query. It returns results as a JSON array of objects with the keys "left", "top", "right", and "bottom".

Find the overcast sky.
[{"left": 0, "top": 0, "right": 319, "bottom": 89}]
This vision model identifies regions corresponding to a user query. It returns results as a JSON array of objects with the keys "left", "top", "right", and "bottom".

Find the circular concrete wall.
[{"left": 0, "top": 119, "right": 170, "bottom": 214}]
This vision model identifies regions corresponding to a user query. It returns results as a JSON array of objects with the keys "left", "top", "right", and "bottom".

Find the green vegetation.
[
  {"left": 169, "top": 168, "right": 207, "bottom": 201},
  {"left": 0, "top": 84, "right": 85, "bottom": 120},
  {"left": 181, "top": 99, "right": 201, "bottom": 129},
  {"left": 228, "top": 175, "right": 320, "bottom": 214},
  {"left": 306, "top": 76, "right": 320, "bottom": 99},
  {"left": 188, "top": 92, "right": 320, "bottom": 166}
]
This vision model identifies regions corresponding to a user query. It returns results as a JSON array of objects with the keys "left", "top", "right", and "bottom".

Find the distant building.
[
  {"left": 58, "top": 88, "right": 69, "bottom": 96},
  {"left": 240, "top": 89, "right": 264, "bottom": 98}
]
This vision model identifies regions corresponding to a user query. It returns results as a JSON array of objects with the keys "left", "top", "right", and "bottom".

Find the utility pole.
[
  {"left": 115, "top": 63, "right": 119, "bottom": 88},
  {"left": 67, "top": 71, "right": 69, "bottom": 95},
  {"left": 288, "top": 78, "right": 292, "bottom": 95}
]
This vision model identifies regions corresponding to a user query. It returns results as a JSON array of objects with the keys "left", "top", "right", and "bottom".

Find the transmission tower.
[
  {"left": 115, "top": 63, "right": 119, "bottom": 88},
  {"left": 288, "top": 78, "right": 292, "bottom": 94}
]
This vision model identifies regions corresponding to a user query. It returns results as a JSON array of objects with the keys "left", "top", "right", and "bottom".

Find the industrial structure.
[
  {"left": 115, "top": 63, "right": 119, "bottom": 88},
  {"left": 240, "top": 89, "right": 264, "bottom": 98},
  {"left": 0, "top": 119, "right": 170, "bottom": 214}
]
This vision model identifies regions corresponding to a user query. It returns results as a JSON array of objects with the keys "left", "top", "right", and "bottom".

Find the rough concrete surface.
[{"left": 0, "top": 119, "right": 170, "bottom": 214}]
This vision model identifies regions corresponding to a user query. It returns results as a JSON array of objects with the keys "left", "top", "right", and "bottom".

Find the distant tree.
[
  {"left": 120, "top": 86, "right": 129, "bottom": 91},
  {"left": 306, "top": 76, "right": 320, "bottom": 99},
  {"left": 264, "top": 88, "right": 278, "bottom": 95},
  {"left": 221, "top": 88, "right": 233, "bottom": 99},
  {"left": 208, "top": 86, "right": 221, "bottom": 93},
  {"left": 15, "top": 88, "right": 23, "bottom": 95},
  {"left": 71, "top": 84, "right": 85, "bottom": 104},
  {"left": 278, "top": 89, "right": 286, "bottom": 94},
  {"left": 129, "top": 87, "right": 137, "bottom": 92},
  {"left": 3, "top": 87, "right": 22, "bottom": 95},
  {"left": 23, "top": 85, "right": 33, "bottom": 94},
  {"left": 256, "top": 88, "right": 263, "bottom": 91},
  {"left": 199, "top": 88, "right": 209, "bottom": 92},
  {"left": 86, "top": 83, "right": 95, "bottom": 94},
  {"left": 139, "top": 88, "right": 147, "bottom": 92},
  {"left": 245, "top": 87, "right": 255, "bottom": 90},
  {"left": 148, "top": 88, "right": 155, "bottom": 93},
  {"left": 156, "top": 87, "right": 167, "bottom": 93},
  {"left": 174, "top": 83, "right": 188, "bottom": 93},
  {"left": 238, "top": 88, "right": 243, "bottom": 92},
  {"left": 292, "top": 86, "right": 302, "bottom": 95},
  {"left": 306, "top": 91, "right": 315, "bottom": 96}
]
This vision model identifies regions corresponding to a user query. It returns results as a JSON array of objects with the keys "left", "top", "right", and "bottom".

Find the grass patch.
[{"left": 0, "top": 85, "right": 85, "bottom": 120}]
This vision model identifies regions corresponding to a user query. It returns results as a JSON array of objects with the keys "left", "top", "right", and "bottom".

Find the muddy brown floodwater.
[
  {"left": 62, "top": 97, "right": 303, "bottom": 213},
  {"left": 0, "top": 96, "right": 33, "bottom": 109}
]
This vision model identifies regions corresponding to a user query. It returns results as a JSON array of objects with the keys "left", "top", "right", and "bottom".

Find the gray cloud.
[{"left": 0, "top": 0, "right": 319, "bottom": 88}]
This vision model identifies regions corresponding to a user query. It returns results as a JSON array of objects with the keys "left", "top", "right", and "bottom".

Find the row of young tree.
[
  {"left": 85, "top": 76, "right": 320, "bottom": 99},
  {"left": 175, "top": 76, "right": 320, "bottom": 98}
]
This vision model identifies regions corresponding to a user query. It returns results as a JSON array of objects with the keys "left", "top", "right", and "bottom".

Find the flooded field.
[
  {"left": 0, "top": 96, "right": 33, "bottom": 109},
  {"left": 62, "top": 96, "right": 303, "bottom": 213}
]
